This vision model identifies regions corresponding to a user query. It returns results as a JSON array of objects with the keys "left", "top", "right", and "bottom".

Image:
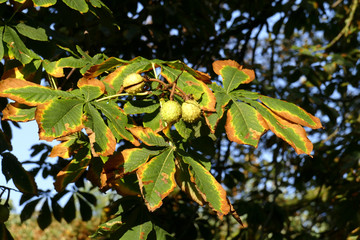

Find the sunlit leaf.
[
  {"left": 62, "top": 0, "right": 88, "bottom": 13},
  {"left": 127, "top": 127, "right": 168, "bottom": 147},
  {"left": 15, "top": 23, "right": 48, "bottom": 41},
  {"left": 92, "top": 101, "right": 139, "bottom": 145},
  {"left": 0, "top": 26, "right": 4, "bottom": 60},
  {"left": 2, "top": 103, "right": 36, "bottom": 122},
  {"left": 35, "top": 99, "right": 84, "bottom": 141},
  {"left": 103, "top": 56, "right": 152, "bottom": 91},
  {"left": 84, "top": 57, "right": 129, "bottom": 78},
  {"left": 122, "top": 148, "right": 161, "bottom": 173},
  {"left": 225, "top": 100, "right": 268, "bottom": 147},
  {"left": 33, "top": 0, "right": 57, "bottom": 7},
  {"left": 84, "top": 103, "right": 116, "bottom": 156},
  {"left": 3, "top": 26, "right": 33, "bottom": 64},
  {"left": 0, "top": 78, "right": 74, "bottom": 106},
  {"left": 42, "top": 60, "right": 65, "bottom": 78},
  {"left": 137, "top": 147, "right": 176, "bottom": 211},
  {"left": 181, "top": 153, "right": 230, "bottom": 218}
]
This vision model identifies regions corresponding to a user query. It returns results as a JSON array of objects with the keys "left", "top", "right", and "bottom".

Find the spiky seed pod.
[
  {"left": 123, "top": 73, "right": 145, "bottom": 94},
  {"left": 181, "top": 100, "right": 201, "bottom": 123},
  {"left": 161, "top": 100, "right": 182, "bottom": 124}
]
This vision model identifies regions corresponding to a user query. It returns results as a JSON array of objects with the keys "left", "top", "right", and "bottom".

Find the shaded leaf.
[
  {"left": 175, "top": 157, "right": 206, "bottom": 205},
  {"left": 78, "top": 194, "right": 92, "bottom": 221},
  {"left": 1, "top": 152, "right": 38, "bottom": 194},
  {"left": 0, "top": 223, "right": 14, "bottom": 240},
  {"left": 54, "top": 148, "right": 91, "bottom": 192},
  {"left": 124, "top": 99, "right": 160, "bottom": 115},
  {"left": 51, "top": 197, "right": 63, "bottom": 222},
  {"left": 63, "top": 195, "right": 76, "bottom": 223},
  {"left": 84, "top": 57, "right": 129, "bottom": 78},
  {"left": 37, "top": 200, "right": 52, "bottom": 230},
  {"left": 137, "top": 147, "right": 176, "bottom": 211},
  {"left": 35, "top": 98, "right": 84, "bottom": 141},
  {"left": 20, "top": 198, "right": 41, "bottom": 222}
]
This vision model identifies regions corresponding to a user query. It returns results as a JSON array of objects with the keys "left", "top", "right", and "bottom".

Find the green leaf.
[
  {"left": 245, "top": 100, "right": 314, "bottom": 155},
  {"left": 103, "top": 56, "right": 152, "bottom": 91},
  {"left": 42, "top": 60, "right": 64, "bottom": 78},
  {"left": 225, "top": 100, "right": 268, "bottom": 147},
  {"left": 37, "top": 200, "right": 52, "bottom": 230},
  {"left": 78, "top": 194, "right": 92, "bottom": 221},
  {"left": 3, "top": 26, "right": 33, "bottom": 64},
  {"left": 84, "top": 103, "right": 116, "bottom": 156},
  {"left": 54, "top": 148, "right": 91, "bottom": 192},
  {"left": 92, "top": 101, "right": 139, "bottom": 145},
  {"left": 124, "top": 99, "right": 160, "bottom": 115},
  {"left": 77, "top": 78, "right": 105, "bottom": 102},
  {"left": 0, "top": 78, "right": 74, "bottom": 106},
  {"left": 175, "top": 158, "right": 206, "bottom": 205},
  {"left": 36, "top": 98, "right": 84, "bottom": 141},
  {"left": 143, "top": 108, "right": 166, "bottom": 132},
  {"left": 1, "top": 152, "right": 38, "bottom": 194},
  {"left": 57, "top": 56, "right": 88, "bottom": 68},
  {"left": 258, "top": 95, "right": 322, "bottom": 129},
  {"left": 63, "top": 195, "right": 76, "bottom": 223},
  {"left": 181, "top": 153, "right": 230, "bottom": 218},
  {"left": 33, "top": 0, "right": 57, "bottom": 7},
  {"left": 137, "top": 147, "right": 176, "bottom": 211},
  {"left": 84, "top": 57, "right": 128, "bottom": 78},
  {"left": 174, "top": 120, "right": 193, "bottom": 140},
  {"left": 62, "top": 0, "right": 88, "bottom": 13},
  {"left": 117, "top": 220, "right": 152, "bottom": 240},
  {"left": 220, "top": 65, "right": 250, "bottom": 93},
  {"left": 2, "top": 103, "right": 36, "bottom": 122},
  {"left": 0, "top": 26, "right": 4, "bottom": 60},
  {"left": 127, "top": 127, "right": 168, "bottom": 147},
  {"left": 91, "top": 215, "right": 123, "bottom": 238},
  {"left": 15, "top": 23, "right": 48, "bottom": 41},
  {"left": 122, "top": 148, "right": 160, "bottom": 173}
]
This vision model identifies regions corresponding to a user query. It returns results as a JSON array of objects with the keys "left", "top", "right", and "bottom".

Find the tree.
[{"left": 0, "top": 0, "right": 359, "bottom": 239}]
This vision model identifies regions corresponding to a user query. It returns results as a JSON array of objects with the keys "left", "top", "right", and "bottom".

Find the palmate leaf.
[
  {"left": 127, "top": 127, "right": 168, "bottom": 147},
  {"left": 15, "top": 23, "right": 48, "bottom": 41},
  {"left": 180, "top": 153, "right": 230, "bottom": 218},
  {"left": 122, "top": 148, "right": 161, "bottom": 173},
  {"left": 3, "top": 26, "right": 34, "bottom": 64},
  {"left": 103, "top": 56, "right": 153, "bottom": 92},
  {"left": 225, "top": 100, "right": 268, "bottom": 147},
  {"left": 42, "top": 60, "right": 65, "bottom": 78},
  {"left": 92, "top": 101, "right": 139, "bottom": 146},
  {"left": 62, "top": 0, "right": 88, "bottom": 13},
  {"left": 2, "top": 103, "right": 36, "bottom": 122},
  {"left": 0, "top": 26, "right": 4, "bottom": 60},
  {"left": 137, "top": 147, "right": 177, "bottom": 211},
  {"left": 212, "top": 60, "right": 322, "bottom": 155},
  {"left": 0, "top": 78, "right": 74, "bottom": 106},
  {"left": 49, "top": 134, "right": 78, "bottom": 159},
  {"left": 77, "top": 78, "right": 105, "bottom": 101},
  {"left": 124, "top": 99, "right": 160, "bottom": 115},
  {"left": 84, "top": 103, "right": 116, "bottom": 156},
  {"left": 84, "top": 57, "right": 129, "bottom": 78},
  {"left": 35, "top": 98, "right": 84, "bottom": 141}
]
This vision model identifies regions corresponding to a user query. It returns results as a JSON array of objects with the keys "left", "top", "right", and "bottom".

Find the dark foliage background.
[{"left": 1, "top": 0, "right": 359, "bottom": 239}]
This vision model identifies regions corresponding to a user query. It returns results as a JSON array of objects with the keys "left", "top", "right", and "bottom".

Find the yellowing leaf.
[{"left": 137, "top": 147, "right": 176, "bottom": 211}]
